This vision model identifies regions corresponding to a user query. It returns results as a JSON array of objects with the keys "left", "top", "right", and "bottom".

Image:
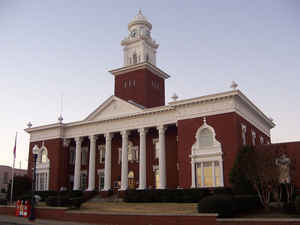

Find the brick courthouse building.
[{"left": 26, "top": 11, "right": 299, "bottom": 193}]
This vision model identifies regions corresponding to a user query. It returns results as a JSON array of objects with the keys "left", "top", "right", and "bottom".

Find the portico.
[{"left": 71, "top": 124, "right": 170, "bottom": 191}]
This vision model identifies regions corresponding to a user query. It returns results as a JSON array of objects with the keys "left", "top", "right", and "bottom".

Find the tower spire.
[{"left": 121, "top": 11, "right": 158, "bottom": 66}]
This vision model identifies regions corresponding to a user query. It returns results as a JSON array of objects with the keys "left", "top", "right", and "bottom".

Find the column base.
[{"left": 137, "top": 187, "right": 146, "bottom": 190}]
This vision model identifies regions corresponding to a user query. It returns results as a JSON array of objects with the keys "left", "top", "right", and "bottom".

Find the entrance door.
[{"left": 128, "top": 171, "right": 136, "bottom": 189}]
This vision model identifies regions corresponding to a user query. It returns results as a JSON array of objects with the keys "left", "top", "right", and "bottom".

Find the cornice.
[
  {"left": 109, "top": 62, "right": 170, "bottom": 79},
  {"left": 26, "top": 90, "right": 274, "bottom": 141}
]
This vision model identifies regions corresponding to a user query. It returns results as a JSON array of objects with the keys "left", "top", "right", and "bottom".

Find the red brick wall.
[
  {"left": 28, "top": 139, "right": 67, "bottom": 191},
  {"left": 177, "top": 112, "right": 271, "bottom": 189},
  {"left": 114, "top": 68, "right": 165, "bottom": 108}
]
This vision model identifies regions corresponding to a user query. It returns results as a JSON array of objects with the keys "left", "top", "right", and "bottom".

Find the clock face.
[{"left": 130, "top": 30, "right": 136, "bottom": 37}]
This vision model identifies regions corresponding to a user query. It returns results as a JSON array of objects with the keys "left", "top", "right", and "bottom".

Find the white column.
[
  {"left": 212, "top": 161, "right": 216, "bottom": 187},
  {"left": 73, "top": 137, "right": 83, "bottom": 190},
  {"left": 120, "top": 130, "right": 129, "bottom": 190},
  {"left": 138, "top": 128, "right": 148, "bottom": 190},
  {"left": 157, "top": 125, "right": 167, "bottom": 189},
  {"left": 220, "top": 160, "right": 224, "bottom": 186},
  {"left": 191, "top": 159, "right": 196, "bottom": 188},
  {"left": 104, "top": 133, "right": 113, "bottom": 191},
  {"left": 201, "top": 162, "right": 204, "bottom": 187},
  {"left": 87, "top": 135, "right": 97, "bottom": 191}
]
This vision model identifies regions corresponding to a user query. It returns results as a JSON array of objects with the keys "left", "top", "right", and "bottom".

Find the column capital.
[
  {"left": 121, "top": 130, "right": 130, "bottom": 137},
  {"left": 104, "top": 133, "right": 114, "bottom": 141},
  {"left": 89, "top": 135, "right": 98, "bottom": 143},
  {"left": 63, "top": 139, "right": 71, "bottom": 147},
  {"left": 138, "top": 127, "right": 148, "bottom": 135},
  {"left": 75, "top": 137, "right": 83, "bottom": 144},
  {"left": 157, "top": 125, "right": 167, "bottom": 134}
]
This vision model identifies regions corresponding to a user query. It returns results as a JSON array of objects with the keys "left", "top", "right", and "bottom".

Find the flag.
[{"left": 13, "top": 132, "right": 17, "bottom": 159}]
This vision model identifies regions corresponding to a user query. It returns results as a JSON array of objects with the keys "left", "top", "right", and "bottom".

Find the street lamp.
[{"left": 29, "top": 145, "right": 39, "bottom": 220}]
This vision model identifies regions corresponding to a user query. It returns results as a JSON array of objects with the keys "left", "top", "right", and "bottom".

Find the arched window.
[
  {"left": 191, "top": 118, "right": 224, "bottom": 188},
  {"left": 198, "top": 128, "right": 213, "bottom": 147},
  {"left": 41, "top": 150, "right": 47, "bottom": 163}
]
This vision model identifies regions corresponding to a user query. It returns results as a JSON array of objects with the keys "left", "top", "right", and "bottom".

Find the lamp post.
[{"left": 29, "top": 145, "right": 39, "bottom": 220}]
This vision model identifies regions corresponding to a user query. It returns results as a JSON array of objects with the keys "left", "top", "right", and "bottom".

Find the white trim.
[
  {"left": 26, "top": 90, "right": 274, "bottom": 142},
  {"left": 190, "top": 119, "right": 224, "bottom": 188}
]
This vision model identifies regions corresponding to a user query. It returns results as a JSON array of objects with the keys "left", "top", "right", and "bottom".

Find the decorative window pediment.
[
  {"left": 191, "top": 117, "right": 224, "bottom": 188},
  {"left": 192, "top": 118, "right": 222, "bottom": 156}
]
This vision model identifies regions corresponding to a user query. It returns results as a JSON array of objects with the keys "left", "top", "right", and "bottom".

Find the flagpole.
[{"left": 10, "top": 132, "right": 17, "bottom": 204}]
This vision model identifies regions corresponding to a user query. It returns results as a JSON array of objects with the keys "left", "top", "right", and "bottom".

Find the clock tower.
[
  {"left": 110, "top": 10, "right": 170, "bottom": 108},
  {"left": 121, "top": 10, "right": 158, "bottom": 66}
]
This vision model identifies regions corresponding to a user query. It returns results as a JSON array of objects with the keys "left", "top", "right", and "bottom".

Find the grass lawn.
[{"left": 79, "top": 202, "right": 198, "bottom": 214}]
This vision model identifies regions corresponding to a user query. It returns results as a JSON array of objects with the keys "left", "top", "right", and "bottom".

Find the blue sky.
[{"left": 0, "top": 0, "right": 299, "bottom": 169}]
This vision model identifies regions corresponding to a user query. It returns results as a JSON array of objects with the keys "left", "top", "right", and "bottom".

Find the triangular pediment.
[{"left": 84, "top": 96, "right": 143, "bottom": 121}]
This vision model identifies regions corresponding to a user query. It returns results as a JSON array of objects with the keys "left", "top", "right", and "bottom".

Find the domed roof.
[{"left": 128, "top": 10, "right": 152, "bottom": 30}]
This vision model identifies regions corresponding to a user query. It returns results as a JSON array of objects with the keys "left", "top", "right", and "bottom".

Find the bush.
[
  {"left": 45, "top": 191, "right": 84, "bottom": 208},
  {"left": 0, "top": 199, "right": 8, "bottom": 205},
  {"left": 233, "top": 195, "right": 261, "bottom": 213},
  {"left": 123, "top": 188, "right": 221, "bottom": 203},
  {"left": 197, "top": 194, "right": 235, "bottom": 218},
  {"left": 229, "top": 146, "right": 256, "bottom": 195},
  {"left": 294, "top": 196, "right": 300, "bottom": 214}
]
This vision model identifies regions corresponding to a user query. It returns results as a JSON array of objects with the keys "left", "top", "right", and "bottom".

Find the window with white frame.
[
  {"left": 153, "top": 138, "right": 159, "bottom": 159},
  {"left": 252, "top": 131, "right": 256, "bottom": 146},
  {"left": 34, "top": 145, "right": 50, "bottom": 191},
  {"left": 191, "top": 118, "right": 224, "bottom": 188},
  {"left": 241, "top": 124, "right": 247, "bottom": 146},
  {"left": 118, "top": 142, "right": 139, "bottom": 163},
  {"left": 81, "top": 147, "right": 88, "bottom": 166},
  {"left": 260, "top": 136, "right": 264, "bottom": 144},
  {"left": 98, "top": 170, "right": 104, "bottom": 191},
  {"left": 98, "top": 145, "right": 105, "bottom": 164},
  {"left": 69, "top": 146, "right": 75, "bottom": 165},
  {"left": 80, "top": 171, "right": 87, "bottom": 190},
  {"left": 195, "top": 161, "right": 221, "bottom": 187},
  {"left": 35, "top": 172, "right": 48, "bottom": 191},
  {"left": 153, "top": 166, "right": 160, "bottom": 189}
]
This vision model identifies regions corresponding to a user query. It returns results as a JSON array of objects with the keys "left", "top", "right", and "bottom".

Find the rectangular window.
[
  {"left": 155, "top": 169, "right": 160, "bottom": 189},
  {"left": 80, "top": 173, "right": 87, "bottom": 190},
  {"left": 153, "top": 139, "right": 159, "bottom": 159},
  {"left": 69, "top": 147, "right": 75, "bottom": 165},
  {"left": 196, "top": 163, "right": 202, "bottom": 187},
  {"left": 81, "top": 147, "right": 88, "bottom": 166},
  {"left": 195, "top": 161, "right": 221, "bottom": 188},
  {"left": 203, "top": 162, "right": 213, "bottom": 187},
  {"left": 98, "top": 145, "right": 105, "bottom": 164},
  {"left": 99, "top": 171, "right": 104, "bottom": 190}
]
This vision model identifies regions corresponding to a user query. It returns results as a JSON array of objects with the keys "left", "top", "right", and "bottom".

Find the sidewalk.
[{"left": 0, "top": 215, "right": 101, "bottom": 225}]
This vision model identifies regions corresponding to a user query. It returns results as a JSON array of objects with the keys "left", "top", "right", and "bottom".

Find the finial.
[
  {"left": 230, "top": 81, "right": 238, "bottom": 90},
  {"left": 58, "top": 114, "right": 63, "bottom": 123},
  {"left": 203, "top": 117, "right": 207, "bottom": 124},
  {"left": 27, "top": 121, "right": 32, "bottom": 128},
  {"left": 171, "top": 93, "right": 178, "bottom": 101}
]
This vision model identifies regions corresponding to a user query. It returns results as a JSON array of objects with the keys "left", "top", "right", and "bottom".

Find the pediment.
[{"left": 84, "top": 96, "right": 143, "bottom": 121}]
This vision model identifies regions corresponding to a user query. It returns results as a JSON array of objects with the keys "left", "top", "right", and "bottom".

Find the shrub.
[
  {"left": 233, "top": 195, "right": 261, "bottom": 213},
  {"left": 123, "top": 189, "right": 214, "bottom": 203},
  {"left": 197, "top": 194, "right": 235, "bottom": 218},
  {"left": 45, "top": 190, "right": 84, "bottom": 208},
  {"left": 295, "top": 196, "right": 300, "bottom": 214},
  {"left": 0, "top": 199, "right": 7, "bottom": 205}
]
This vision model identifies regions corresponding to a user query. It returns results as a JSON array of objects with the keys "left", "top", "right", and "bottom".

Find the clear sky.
[{"left": 0, "top": 0, "right": 299, "bottom": 169}]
